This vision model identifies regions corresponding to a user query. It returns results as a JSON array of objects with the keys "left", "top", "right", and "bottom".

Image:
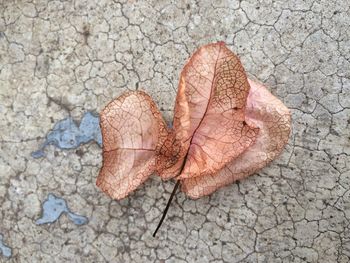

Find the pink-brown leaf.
[
  {"left": 96, "top": 91, "right": 169, "bottom": 200},
  {"left": 181, "top": 79, "right": 291, "bottom": 198},
  {"left": 97, "top": 42, "right": 291, "bottom": 201},
  {"left": 159, "top": 42, "right": 259, "bottom": 180}
]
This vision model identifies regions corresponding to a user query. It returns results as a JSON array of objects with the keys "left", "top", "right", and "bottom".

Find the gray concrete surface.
[{"left": 1, "top": 0, "right": 350, "bottom": 262}]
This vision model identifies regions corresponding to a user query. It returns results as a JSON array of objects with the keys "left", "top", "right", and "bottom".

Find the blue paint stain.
[
  {"left": 0, "top": 234, "right": 12, "bottom": 258},
  {"left": 36, "top": 194, "right": 88, "bottom": 226},
  {"left": 31, "top": 112, "right": 102, "bottom": 158}
]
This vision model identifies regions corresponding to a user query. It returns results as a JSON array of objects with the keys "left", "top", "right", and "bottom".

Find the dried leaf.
[
  {"left": 96, "top": 91, "right": 170, "bottom": 200},
  {"left": 182, "top": 79, "right": 291, "bottom": 198},
  {"left": 162, "top": 42, "right": 259, "bottom": 181},
  {"left": 97, "top": 42, "right": 291, "bottom": 202}
]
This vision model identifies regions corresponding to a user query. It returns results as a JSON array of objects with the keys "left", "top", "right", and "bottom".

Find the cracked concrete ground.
[{"left": 0, "top": 0, "right": 350, "bottom": 262}]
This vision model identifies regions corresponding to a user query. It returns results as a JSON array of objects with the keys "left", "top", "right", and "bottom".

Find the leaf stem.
[{"left": 152, "top": 180, "right": 181, "bottom": 237}]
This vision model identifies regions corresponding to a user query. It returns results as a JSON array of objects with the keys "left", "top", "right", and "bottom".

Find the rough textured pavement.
[{"left": 0, "top": 0, "right": 350, "bottom": 262}]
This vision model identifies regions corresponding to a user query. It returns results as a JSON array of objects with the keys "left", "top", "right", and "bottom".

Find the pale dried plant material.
[{"left": 96, "top": 42, "right": 291, "bottom": 235}]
